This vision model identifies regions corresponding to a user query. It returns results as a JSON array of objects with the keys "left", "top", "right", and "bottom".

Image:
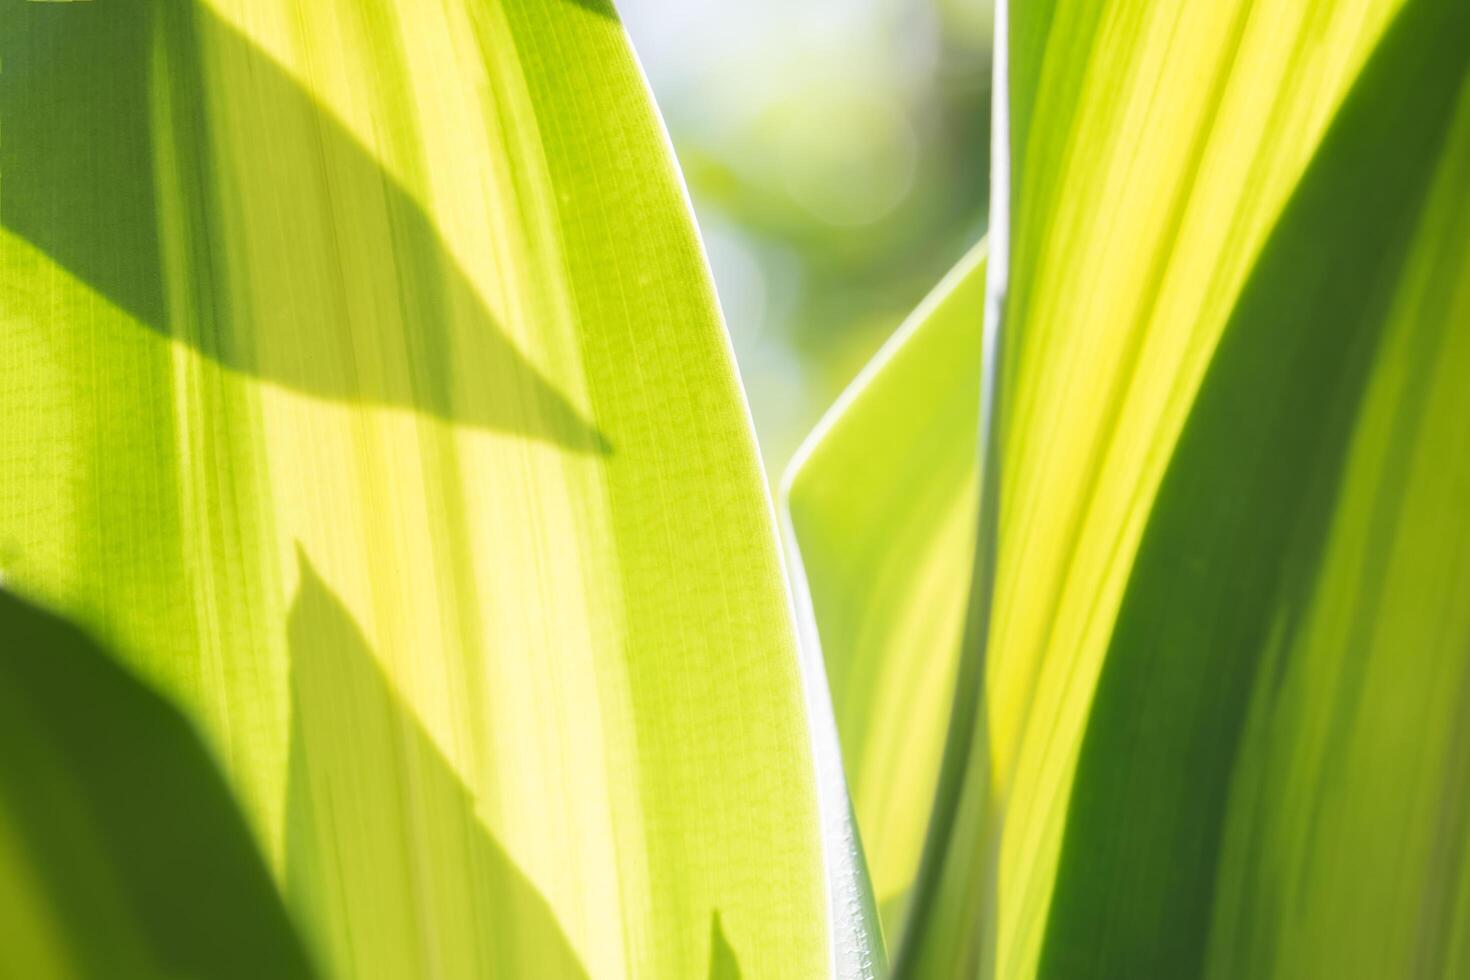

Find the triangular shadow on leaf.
[
  {"left": 283, "top": 548, "right": 587, "bottom": 978},
  {"left": 0, "top": 0, "right": 609, "bottom": 453},
  {"left": 0, "top": 590, "right": 315, "bottom": 978},
  {"left": 708, "top": 910, "right": 742, "bottom": 980}
]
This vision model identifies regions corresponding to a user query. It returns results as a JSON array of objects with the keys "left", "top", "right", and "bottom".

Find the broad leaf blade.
[
  {"left": 796, "top": 0, "right": 1468, "bottom": 974},
  {"left": 973, "top": 0, "right": 1437, "bottom": 975},
  {"left": 1040, "top": 1, "right": 1470, "bottom": 974},
  {"left": 0, "top": 0, "right": 826, "bottom": 975}
]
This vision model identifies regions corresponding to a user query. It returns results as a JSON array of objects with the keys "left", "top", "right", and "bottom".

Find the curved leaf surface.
[
  {"left": 1040, "top": 2, "right": 1470, "bottom": 974},
  {"left": 784, "top": 243, "right": 986, "bottom": 948},
  {"left": 0, "top": 0, "right": 826, "bottom": 975}
]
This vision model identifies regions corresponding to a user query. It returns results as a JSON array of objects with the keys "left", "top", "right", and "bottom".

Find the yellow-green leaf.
[
  {"left": 0, "top": 0, "right": 828, "bottom": 975},
  {"left": 783, "top": 241, "right": 985, "bottom": 949},
  {"left": 781, "top": 0, "right": 1470, "bottom": 972},
  {"left": 985, "top": 0, "right": 1470, "bottom": 969},
  {"left": 1039, "top": 1, "right": 1470, "bottom": 974}
]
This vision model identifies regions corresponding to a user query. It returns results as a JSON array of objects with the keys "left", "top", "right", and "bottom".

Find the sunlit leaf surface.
[{"left": 0, "top": 0, "right": 827, "bottom": 975}]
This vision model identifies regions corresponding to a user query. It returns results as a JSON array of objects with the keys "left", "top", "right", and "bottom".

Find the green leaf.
[
  {"left": 788, "top": 0, "right": 1470, "bottom": 974},
  {"left": 1039, "top": 0, "right": 1470, "bottom": 974},
  {"left": 980, "top": 0, "right": 1470, "bottom": 972},
  {"left": 784, "top": 241, "right": 986, "bottom": 950},
  {"left": 0, "top": 589, "right": 314, "bottom": 979},
  {"left": 0, "top": 0, "right": 828, "bottom": 975}
]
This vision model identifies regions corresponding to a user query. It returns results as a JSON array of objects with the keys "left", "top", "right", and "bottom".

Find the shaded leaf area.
[
  {"left": 1039, "top": 0, "right": 1470, "bottom": 976},
  {"left": 0, "top": 590, "right": 315, "bottom": 980},
  {"left": 283, "top": 551, "right": 586, "bottom": 979},
  {"left": 549, "top": 0, "right": 618, "bottom": 19},
  {"left": 0, "top": 0, "right": 606, "bottom": 451},
  {"left": 708, "top": 912, "right": 742, "bottom": 980}
]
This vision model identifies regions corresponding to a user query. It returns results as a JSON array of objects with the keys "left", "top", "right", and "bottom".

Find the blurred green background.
[{"left": 619, "top": 0, "right": 993, "bottom": 477}]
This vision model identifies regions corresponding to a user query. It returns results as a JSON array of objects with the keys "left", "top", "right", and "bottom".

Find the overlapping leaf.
[
  {"left": 784, "top": 242, "right": 985, "bottom": 950},
  {"left": 788, "top": 0, "right": 1470, "bottom": 975}
]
